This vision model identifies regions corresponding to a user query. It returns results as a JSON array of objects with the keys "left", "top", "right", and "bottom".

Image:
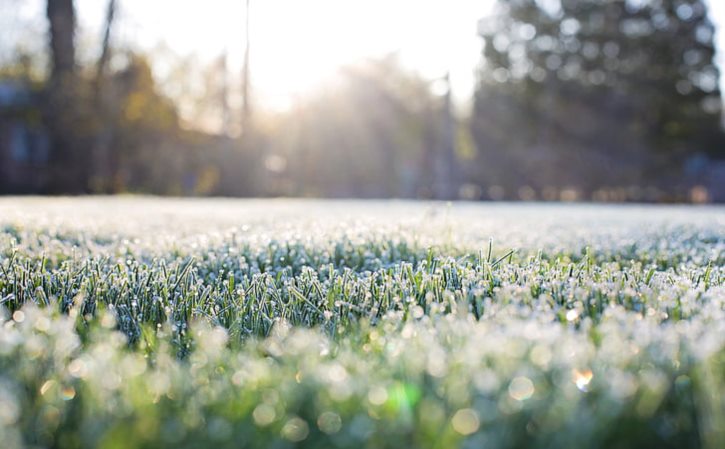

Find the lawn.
[{"left": 0, "top": 198, "right": 723, "bottom": 449}]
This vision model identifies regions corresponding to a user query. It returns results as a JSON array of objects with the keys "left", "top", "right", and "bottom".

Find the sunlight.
[
  {"left": 111, "top": 0, "right": 491, "bottom": 110},
  {"left": 93, "top": 0, "right": 725, "bottom": 113},
  {"left": 572, "top": 368, "right": 594, "bottom": 392}
]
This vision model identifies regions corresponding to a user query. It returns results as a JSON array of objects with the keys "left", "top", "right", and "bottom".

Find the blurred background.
[{"left": 0, "top": 0, "right": 724, "bottom": 202}]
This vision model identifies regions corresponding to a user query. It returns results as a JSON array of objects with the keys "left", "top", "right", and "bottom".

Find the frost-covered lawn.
[{"left": 0, "top": 198, "right": 723, "bottom": 449}]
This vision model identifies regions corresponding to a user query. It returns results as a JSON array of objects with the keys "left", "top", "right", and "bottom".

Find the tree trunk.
[
  {"left": 90, "top": 0, "right": 118, "bottom": 192},
  {"left": 45, "top": 0, "right": 86, "bottom": 193},
  {"left": 48, "top": 0, "right": 75, "bottom": 78}
]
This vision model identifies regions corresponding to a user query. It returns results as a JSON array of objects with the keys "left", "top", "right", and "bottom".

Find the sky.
[
  {"left": 99, "top": 0, "right": 493, "bottom": 111},
  {"left": 6, "top": 0, "right": 725, "bottom": 113},
  {"left": 104, "top": 0, "right": 725, "bottom": 112}
]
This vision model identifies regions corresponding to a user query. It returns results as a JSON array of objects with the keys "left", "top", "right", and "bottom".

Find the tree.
[
  {"left": 45, "top": 0, "right": 88, "bottom": 193},
  {"left": 108, "top": 54, "right": 180, "bottom": 192},
  {"left": 264, "top": 57, "right": 451, "bottom": 198},
  {"left": 90, "top": 0, "right": 118, "bottom": 193},
  {"left": 471, "top": 0, "right": 725, "bottom": 200}
]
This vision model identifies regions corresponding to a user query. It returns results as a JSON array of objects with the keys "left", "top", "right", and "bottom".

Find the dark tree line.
[
  {"left": 1, "top": 0, "right": 724, "bottom": 200},
  {"left": 1, "top": 0, "right": 259, "bottom": 195}
]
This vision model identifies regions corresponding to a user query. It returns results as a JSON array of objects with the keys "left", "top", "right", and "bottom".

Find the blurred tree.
[
  {"left": 101, "top": 53, "right": 260, "bottom": 197},
  {"left": 45, "top": 0, "right": 90, "bottom": 193},
  {"left": 109, "top": 54, "right": 181, "bottom": 192},
  {"left": 46, "top": 0, "right": 75, "bottom": 77},
  {"left": 0, "top": 1, "right": 258, "bottom": 196},
  {"left": 241, "top": 0, "right": 252, "bottom": 137},
  {"left": 89, "top": 0, "right": 118, "bottom": 193},
  {"left": 471, "top": 0, "right": 725, "bottom": 200},
  {"left": 265, "top": 57, "right": 451, "bottom": 198}
]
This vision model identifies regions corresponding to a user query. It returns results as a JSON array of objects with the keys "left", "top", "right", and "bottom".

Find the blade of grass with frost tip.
[
  {"left": 170, "top": 258, "right": 195, "bottom": 294},
  {"left": 491, "top": 249, "right": 516, "bottom": 268}
]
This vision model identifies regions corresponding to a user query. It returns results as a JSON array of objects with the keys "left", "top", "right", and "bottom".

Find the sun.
[{"left": 110, "top": 0, "right": 491, "bottom": 113}]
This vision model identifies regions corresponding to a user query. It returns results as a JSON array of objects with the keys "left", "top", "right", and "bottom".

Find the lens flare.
[{"left": 572, "top": 368, "right": 594, "bottom": 392}]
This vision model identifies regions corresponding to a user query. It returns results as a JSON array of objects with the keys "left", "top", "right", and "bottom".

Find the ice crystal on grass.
[{"left": 0, "top": 198, "right": 723, "bottom": 449}]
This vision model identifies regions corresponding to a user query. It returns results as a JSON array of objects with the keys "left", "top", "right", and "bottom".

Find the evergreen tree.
[{"left": 471, "top": 0, "right": 724, "bottom": 199}]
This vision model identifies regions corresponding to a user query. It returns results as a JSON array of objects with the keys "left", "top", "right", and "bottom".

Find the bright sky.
[
  {"left": 61, "top": 0, "right": 725, "bottom": 113},
  {"left": 94, "top": 0, "right": 491, "bottom": 111}
]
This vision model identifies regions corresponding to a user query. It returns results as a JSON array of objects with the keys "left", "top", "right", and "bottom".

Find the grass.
[{"left": 0, "top": 198, "right": 723, "bottom": 449}]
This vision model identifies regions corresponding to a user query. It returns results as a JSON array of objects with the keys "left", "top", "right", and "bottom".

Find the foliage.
[
  {"left": 471, "top": 0, "right": 725, "bottom": 199},
  {"left": 4, "top": 0, "right": 725, "bottom": 199}
]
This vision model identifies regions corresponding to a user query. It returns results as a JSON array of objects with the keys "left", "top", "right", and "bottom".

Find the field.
[{"left": 0, "top": 197, "right": 723, "bottom": 449}]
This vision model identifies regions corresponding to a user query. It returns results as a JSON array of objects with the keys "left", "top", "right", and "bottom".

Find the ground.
[{"left": 0, "top": 197, "right": 723, "bottom": 449}]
